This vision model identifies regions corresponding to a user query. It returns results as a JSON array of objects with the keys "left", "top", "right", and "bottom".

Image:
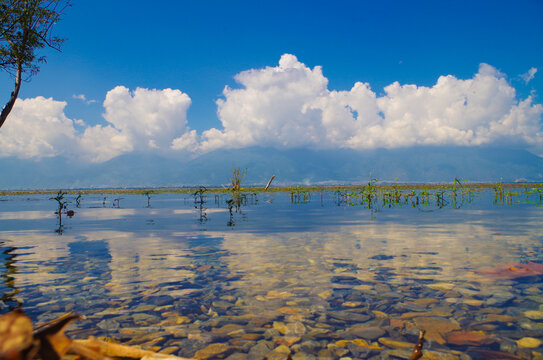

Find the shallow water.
[{"left": 1, "top": 189, "right": 543, "bottom": 359}]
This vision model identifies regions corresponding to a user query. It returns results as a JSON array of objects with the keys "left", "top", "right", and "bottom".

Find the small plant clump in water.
[
  {"left": 230, "top": 168, "right": 247, "bottom": 192},
  {"left": 193, "top": 186, "right": 208, "bottom": 223},
  {"left": 332, "top": 176, "right": 492, "bottom": 212},
  {"left": 50, "top": 191, "right": 72, "bottom": 234},
  {"left": 493, "top": 182, "right": 504, "bottom": 204},
  {"left": 143, "top": 191, "right": 153, "bottom": 207},
  {"left": 193, "top": 186, "right": 207, "bottom": 205},
  {"left": 113, "top": 197, "right": 123, "bottom": 208},
  {"left": 528, "top": 185, "right": 542, "bottom": 206},
  {"left": 75, "top": 193, "right": 82, "bottom": 207},
  {"left": 290, "top": 186, "right": 311, "bottom": 204}
]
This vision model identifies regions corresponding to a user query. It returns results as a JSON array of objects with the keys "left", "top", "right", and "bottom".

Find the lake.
[{"left": 1, "top": 188, "right": 543, "bottom": 359}]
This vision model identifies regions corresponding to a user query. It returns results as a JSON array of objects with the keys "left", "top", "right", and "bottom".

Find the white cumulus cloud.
[
  {"left": 200, "top": 54, "right": 543, "bottom": 152},
  {"left": 0, "top": 97, "right": 78, "bottom": 158},
  {"left": 520, "top": 67, "right": 537, "bottom": 84},
  {"left": 200, "top": 54, "right": 330, "bottom": 151},
  {"left": 80, "top": 86, "right": 195, "bottom": 161},
  {"left": 0, "top": 86, "right": 196, "bottom": 162},
  {"left": 1, "top": 56, "right": 542, "bottom": 163},
  {"left": 72, "top": 93, "right": 97, "bottom": 104}
]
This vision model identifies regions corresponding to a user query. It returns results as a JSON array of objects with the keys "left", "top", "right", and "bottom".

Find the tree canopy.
[{"left": 0, "top": 0, "right": 70, "bottom": 129}]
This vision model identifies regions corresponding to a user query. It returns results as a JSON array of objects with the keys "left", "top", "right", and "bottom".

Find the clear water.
[{"left": 1, "top": 189, "right": 542, "bottom": 359}]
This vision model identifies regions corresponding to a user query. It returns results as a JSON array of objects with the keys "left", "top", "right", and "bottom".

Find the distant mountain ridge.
[{"left": 1, "top": 146, "right": 542, "bottom": 190}]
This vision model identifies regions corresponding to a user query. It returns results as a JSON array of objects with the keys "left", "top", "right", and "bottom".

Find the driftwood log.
[
  {"left": 264, "top": 175, "right": 275, "bottom": 191},
  {"left": 0, "top": 310, "right": 193, "bottom": 360}
]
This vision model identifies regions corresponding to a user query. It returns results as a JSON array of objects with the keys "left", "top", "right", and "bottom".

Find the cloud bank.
[
  {"left": 0, "top": 87, "right": 195, "bottom": 162},
  {"left": 1, "top": 54, "right": 542, "bottom": 162},
  {"left": 201, "top": 55, "right": 542, "bottom": 152},
  {"left": 80, "top": 86, "right": 194, "bottom": 162}
]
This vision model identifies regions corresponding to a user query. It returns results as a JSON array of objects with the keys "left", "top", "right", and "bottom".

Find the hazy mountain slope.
[{"left": 1, "top": 147, "right": 542, "bottom": 190}]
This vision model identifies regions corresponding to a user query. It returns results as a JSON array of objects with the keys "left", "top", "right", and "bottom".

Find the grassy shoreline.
[{"left": 1, "top": 182, "right": 541, "bottom": 196}]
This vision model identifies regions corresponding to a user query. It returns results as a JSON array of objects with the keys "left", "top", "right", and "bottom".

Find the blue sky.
[{"left": 0, "top": 0, "right": 542, "bottom": 164}]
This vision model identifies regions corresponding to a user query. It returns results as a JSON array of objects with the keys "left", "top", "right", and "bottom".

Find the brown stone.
[
  {"left": 226, "top": 353, "right": 248, "bottom": 360},
  {"left": 348, "top": 325, "right": 386, "bottom": 340},
  {"left": 447, "top": 330, "right": 496, "bottom": 346},
  {"left": 378, "top": 337, "right": 414, "bottom": 349},
  {"left": 266, "top": 352, "right": 289, "bottom": 360},
  {"left": 275, "top": 336, "right": 301, "bottom": 346},
  {"left": 194, "top": 343, "right": 231, "bottom": 360},
  {"left": 242, "top": 333, "right": 263, "bottom": 341},
  {"left": 412, "top": 317, "right": 460, "bottom": 344},
  {"left": 400, "top": 309, "right": 452, "bottom": 319},
  {"left": 159, "top": 346, "right": 179, "bottom": 355},
  {"left": 342, "top": 301, "right": 363, "bottom": 308},
  {"left": 273, "top": 345, "right": 291, "bottom": 354},
  {"left": 266, "top": 290, "right": 295, "bottom": 299},
  {"left": 276, "top": 307, "right": 300, "bottom": 315},
  {"left": 212, "top": 324, "right": 244, "bottom": 335},
  {"left": 285, "top": 322, "right": 306, "bottom": 335},
  {"left": 389, "top": 318, "right": 406, "bottom": 329},
  {"left": 411, "top": 298, "right": 439, "bottom": 306}
]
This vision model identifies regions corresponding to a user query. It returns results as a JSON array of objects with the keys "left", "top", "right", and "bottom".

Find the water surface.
[{"left": 1, "top": 190, "right": 542, "bottom": 359}]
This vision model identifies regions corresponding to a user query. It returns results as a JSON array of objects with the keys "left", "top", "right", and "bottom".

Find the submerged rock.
[
  {"left": 97, "top": 318, "right": 120, "bottom": 331},
  {"left": 524, "top": 310, "right": 543, "bottom": 320},
  {"left": 516, "top": 337, "right": 542, "bottom": 348},
  {"left": 226, "top": 352, "right": 248, "bottom": 360},
  {"left": 194, "top": 343, "right": 232, "bottom": 359},
  {"left": 348, "top": 325, "right": 386, "bottom": 340},
  {"left": 247, "top": 341, "right": 271, "bottom": 360},
  {"left": 412, "top": 317, "right": 461, "bottom": 344},
  {"left": 378, "top": 337, "right": 413, "bottom": 349},
  {"left": 446, "top": 330, "right": 497, "bottom": 346},
  {"left": 328, "top": 311, "right": 371, "bottom": 323}
]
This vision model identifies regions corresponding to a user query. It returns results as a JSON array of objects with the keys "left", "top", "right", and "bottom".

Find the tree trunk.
[{"left": 0, "top": 62, "right": 22, "bottom": 129}]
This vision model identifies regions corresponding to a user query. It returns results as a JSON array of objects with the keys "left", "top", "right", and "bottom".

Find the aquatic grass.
[
  {"left": 142, "top": 191, "right": 153, "bottom": 207},
  {"left": 528, "top": 185, "right": 542, "bottom": 206},
  {"left": 113, "top": 197, "right": 123, "bottom": 208},
  {"left": 230, "top": 167, "right": 247, "bottom": 192},
  {"left": 74, "top": 193, "right": 82, "bottom": 208},
  {"left": 193, "top": 186, "right": 208, "bottom": 224},
  {"left": 226, "top": 192, "right": 256, "bottom": 226},
  {"left": 193, "top": 186, "right": 207, "bottom": 205},
  {"left": 290, "top": 186, "right": 311, "bottom": 204},
  {"left": 50, "top": 191, "right": 69, "bottom": 233},
  {"left": 493, "top": 182, "right": 504, "bottom": 204},
  {"left": 504, "top": 190, "right": 519, "bottom": 205},
  {"left": 2, "top": 182, "right": 542, "bottom": 197}
]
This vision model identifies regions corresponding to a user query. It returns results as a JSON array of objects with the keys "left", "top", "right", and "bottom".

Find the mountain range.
[{"left": 1, "top": 146, "right": 542, "bottom": 190}]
